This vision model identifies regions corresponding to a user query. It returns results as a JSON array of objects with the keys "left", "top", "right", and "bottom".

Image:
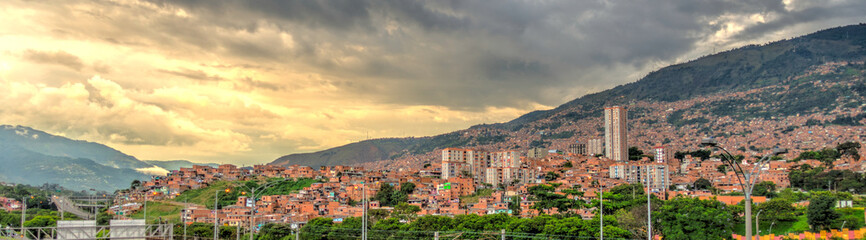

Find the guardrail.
[{"left": 0, "top": 224, "right": 173, "bottom": 240}]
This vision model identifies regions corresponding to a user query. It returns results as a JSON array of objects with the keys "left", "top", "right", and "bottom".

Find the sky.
[{"left": 0, "top": 0, "right": 864, "bottom": 165}]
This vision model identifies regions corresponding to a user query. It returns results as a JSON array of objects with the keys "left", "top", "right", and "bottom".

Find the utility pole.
[
  {"left": 215, "top": 189, "right": 227, "bottom": 240},
  {"left": 362, "top": 180, "right": 367, "bottom": 240},
  {"left": 143, "top": 193, "right": 147, "bottom": 223},
  {"left": 183, "top": 198, "right": 188, "bottom": 240},
  {"left": 647, "top": 169, "right": 652, "bottom": 240},
  {"left": 600, "top": 182, "right": 604, "bottom": 240},
  {"left": 20, "top": 196, "right": 27, "bottom": 237}
]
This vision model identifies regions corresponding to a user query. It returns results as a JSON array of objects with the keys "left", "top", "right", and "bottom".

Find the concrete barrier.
[
  {"left": 109, "top": 219, "right": 145, "bottom": 240},
  {"left": 56, "top": 220, "right": 96, "bottom": 240}
]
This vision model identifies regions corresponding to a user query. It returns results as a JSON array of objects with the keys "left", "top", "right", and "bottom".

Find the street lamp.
[
  {"left": 215, "top": 188, "right": 230, "bottom": 240},
  {"left": 236, "top": 178, "right": 291, "bottom": 240},
  {"left": 755, "top": 209, "right": 763, "bottom": 236},
  {"left": 700, "top": 138, "right": 787, "bottom": 240}
]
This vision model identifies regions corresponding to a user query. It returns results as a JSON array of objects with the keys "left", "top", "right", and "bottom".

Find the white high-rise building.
[
  {"left": 654, "top": 144, "right": 666, "bottom": 163},
  {"left": 604, "top": 106, "right": 628, "bottom": 161}
]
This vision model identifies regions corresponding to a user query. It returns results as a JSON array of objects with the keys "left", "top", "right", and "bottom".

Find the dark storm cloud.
[
  {"left": 731, "top": 1, "right": 866, "bottom": 41},
  {"left": 139, "top": 0, "right": 866, "bottom": 110}
]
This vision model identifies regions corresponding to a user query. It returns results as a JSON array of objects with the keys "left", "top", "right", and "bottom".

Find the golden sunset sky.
[{"left": 1, "top": 0, "right": 863, "bottom": 165}]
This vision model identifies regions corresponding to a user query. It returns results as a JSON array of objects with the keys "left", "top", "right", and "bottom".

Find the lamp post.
[
  {"left": 237, "top": 178, "right": 291, "bottom": 240},
  {"left": 647, "top": 170, "right": 652, "bottom": 240},
  {"left": 768, "top": 221, "right": 775, "bottom": 235},
  {"left": 599, "top": 181, "right": 603, "bottom": 240},
  {"left": 362, "top": 179, "right": 367, "bottom": 240},
  {"left": 756, "top": 209, "right": 763, "bottom": 237},
  {"left": 143, "top": 192, "right": 148, "bottom": 223},
  {"left": 215, "top": 188, "right": 230, "bottom": 240},
  {"left": 700, "top": 138, "right": 787, "bottom": 240}
]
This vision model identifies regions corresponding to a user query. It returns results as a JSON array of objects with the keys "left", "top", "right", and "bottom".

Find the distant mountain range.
[
  {"left": 269, "top": 23, "right": 866, "bottom": 169},
  {"left": 0, "top": 125, "right": 213, "bottom": 191}
]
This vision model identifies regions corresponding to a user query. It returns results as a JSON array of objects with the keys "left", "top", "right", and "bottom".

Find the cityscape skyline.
[{"left": 1, "top": 0, "right": 865, "bottom": 165}]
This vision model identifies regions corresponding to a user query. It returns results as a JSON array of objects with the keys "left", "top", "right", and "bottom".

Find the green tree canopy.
[
  {"left": 655, "top": 197, "right": 735, "bottom": 240},
  {"left": 757, "top": 198, "right": 796, "bottom": 222},
  {"left": 807, "top": 194, "right": 839, "bottom": 230}
]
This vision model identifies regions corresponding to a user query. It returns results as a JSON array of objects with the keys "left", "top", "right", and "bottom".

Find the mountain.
[
  {"left": 269, "top": 23, "right": 866, "bottom": 169},
  {"left": 0, "top": 125, "right": 158, "bottom": 191},
  {"left": 0, "top": 143, "right": 149, "bottom": 191},
  {"left": 271, "top": 138, "right": 420, "bottom": 168},
  {"left": 500, "top": 23, "right": 866, "bottom": 129},
  {"left": 145, "top": 160, "right": 219, "bottom": 171},
  {"left": 0, "top": 125, "right": 153, "bottom": 169}
]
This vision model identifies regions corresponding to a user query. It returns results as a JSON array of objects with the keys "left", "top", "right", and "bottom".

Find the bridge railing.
[{"left": 1, "top": 224, "right": 173, "bottom": 240}]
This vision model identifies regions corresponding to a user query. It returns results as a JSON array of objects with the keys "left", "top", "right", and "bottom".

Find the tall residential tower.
[{"left": 604, "top": 106, "right": 628, "bottom": 161}]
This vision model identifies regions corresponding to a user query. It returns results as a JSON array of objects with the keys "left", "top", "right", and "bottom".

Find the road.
[{"left": 50, "top": 196, "right": 93, "bottom": 219}]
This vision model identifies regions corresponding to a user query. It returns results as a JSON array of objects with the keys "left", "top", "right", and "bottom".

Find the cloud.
[
  {"left": 1, "top": 0, "right": 865, "bottom": 164},
  {"left": 21, "top": 49, "right": 84, "bottom": 71}
]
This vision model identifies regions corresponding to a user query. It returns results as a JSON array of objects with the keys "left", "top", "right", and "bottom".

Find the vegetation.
[
  {"left": 289, "top": 214, "right": 629, "bottom": 240},
  {"left": 127, "top": 201, "right": 183, "bottom": 224},
  {"left": 542, "top": 131, "right": 574, "bottom": 140},
  {"left": 526, "top": 184, "right": 582, "bottom": 214},
  {"left": 673, "top": 149, "right": 712, "bottom": 160},
  {"left": 458, "top": 189, "right": 494, "bottom": 206},
  {"left": 373, "top": 182, "right": 415, "bottom": 207},
  {"left": 654, "top": 197, "right": 734, "bottom": 240},
  {"left": 788, "top": 165, "right": 866, "bottom": 193},
  {"left": 628, "top": 147, "right": 654, "bottom": 161},
  {"left": 172, "top": 178, "right": 317, "bottom": 209},
  {"left": 807, "top": 194, "right": 839, "bottom": 230}
]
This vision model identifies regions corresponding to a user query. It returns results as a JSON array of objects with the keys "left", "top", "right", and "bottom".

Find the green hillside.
[
  {"left": 0, "top": 143, "right": 150, "bottom": 191},
  {"left": 128, "top": 201, "right": 184, "bottom": 223},
  {"left": 501, "top": 23, "right": 866, "bottom": 129},
  {"left": 0, "top": 125, "right": 153, "bottom": 169},
  {"left": 172, "top": 179, "right": 318, "bottom": 209}
]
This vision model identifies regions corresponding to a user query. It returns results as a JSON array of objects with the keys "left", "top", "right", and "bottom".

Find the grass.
[
  {"left": 734, "top": 214, "right": 810, "bottom": 236},
  {"left": 734, "top": 208, "right": 865, "bottom": 236},
  {"left": 459, "top": 189, "right": 494, "bottom": 207},
  {"left": 171, "top": 179, "right": 318, "bottom": 208},
  {"left": 128, "top": 201, "right": 184, "bottom": 223}
]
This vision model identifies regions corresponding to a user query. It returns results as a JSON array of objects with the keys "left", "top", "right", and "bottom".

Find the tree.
[
  {"left": 837, "top": 141, "right": 861, "bottom": 160},
  {"left": 544, "top": 171, "right": 560, "bottom": 181},
  {"left": 374, "top": 183, "right": 396, "bottom": 206},
  {"left": 399, "top": 182, "right": 416, "bottom": 195},
  {"left": 752, "top": 181, "right": 777, "bottom": 197},
  {"left": 130, "top": 180, "right": 141, "bottom": 190},
  {"left": 392, "top": 203, "right": 421, "bottom": 221},
  {"left": 693, "top": 178, "right": 713, "bottom": 190},
  {"left": 614, "top": 203, "right": 661, "bottom": 239},
  {"left": 807, "top": 194, "right": 839, "bottom": 230},
  {"left": 717, "top": 165, "right": 727, "bottom": 173},
  {"left": 368, "top": 209, "right": 390, "bottom": 223},
  {"left": 527, "top": 184, "right": 582, "bottom": 214},
  {"left": 509, "top": 196, "right": 521, "bottom": 216},
  {"left": 655, "top": 197, "right": 735, "bottom": 240},
  {"left": 628, "top": 147, "right": 644, "bottom": 161},
  {"left": 300, "top": 218, "right": 333, "bottom": 240},
  {"left": 562, "top": 161, "right": 573, "bottom": 168},
  {"left": 459, "top": 170, "right": 472, "bottom": 178},
  {"left": 757, "top": 198, "right": 796, "bottom": 222},
  {"left": 328, "top": 217, "right": 361, "bottom": 240}
]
